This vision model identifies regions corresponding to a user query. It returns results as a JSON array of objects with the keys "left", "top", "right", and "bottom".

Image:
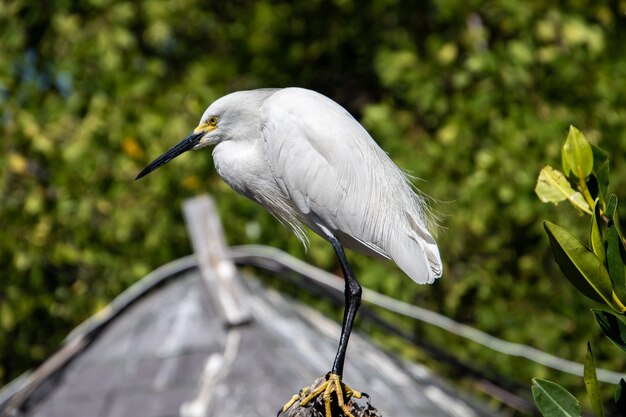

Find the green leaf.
[
  {"left": 607, "top": 194, "right": 618, "bottom": 216},
  {"left": 593, "top": 161, "right": 610, "bottom": 201},
  {"left": 591, "top": 142, "right": 609, "bottom": 167},
  {"left": 544, "top": 221, "right": 618, "bottom": 308},
  {"left": 536, "top": 165, "right": 591, "bottom": 214},
  {"left": 607, "top": 226, "right": 626, "bottom": 300},
  {"left": 584, "top": 342, "right": 604, "bottom": 417},
  {"left": 605, "top": 195, "right": 626, "bottom": 301},
  {"left": 563, "top": 125, "right": 594, "bottom": 180},
  {"left": 615, "top": 379, "right": 626, "bottom": 417},
  {"left": 593, "top": 310, "right": 626, "bottom": 352},
  {"left": 590, "top": 200, "right": 605, "bottom": 263},
  {"left": 532, "top": 378, "right": 582, "bottom": 417},
  {"left": 562, "top": 142, "right": 572, "bottom": 178},
  {"left": 591, "top": 143, "right": 610, "bottom": 201}
]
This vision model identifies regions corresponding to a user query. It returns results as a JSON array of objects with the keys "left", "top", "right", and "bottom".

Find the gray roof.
[{"left": 1, "top": 256, "right": 500, "bottom": 417}]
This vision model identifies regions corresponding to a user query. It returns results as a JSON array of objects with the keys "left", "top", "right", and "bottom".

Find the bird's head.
[
  {"left": 135, "top": 89, "right": 276, "bottom": 180},
  {"left": 134, "top": 103, "right": 226, "bottom": 180}
]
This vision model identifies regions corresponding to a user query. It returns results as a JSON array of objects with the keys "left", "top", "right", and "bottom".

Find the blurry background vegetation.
[{"left": 2, "top": 0, "right": 626, "bottom": 414}]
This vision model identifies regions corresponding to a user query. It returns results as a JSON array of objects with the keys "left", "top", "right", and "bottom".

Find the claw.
[
  {"left": 361, "top": 392, "right": 370, "bottom": 403},
  {"left": 278, "top": 387, "right": 310, "bottom": 416},
  {"left": 278, "top": 393, "right": 299, "bottom": 417},
  {"left": 280, "top": 374, "right": 362, "bottom": 417}
]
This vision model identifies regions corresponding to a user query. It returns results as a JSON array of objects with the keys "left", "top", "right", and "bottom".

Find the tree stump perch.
[{"left": 285, "top": 376, "right": 383, "bottom": 417}]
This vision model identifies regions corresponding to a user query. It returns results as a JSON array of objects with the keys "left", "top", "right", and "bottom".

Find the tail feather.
[{"left": 390, "top": 232, "right": 442, "bottom": 284}]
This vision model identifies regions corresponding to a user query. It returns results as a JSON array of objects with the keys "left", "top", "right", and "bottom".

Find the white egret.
[{"left": 136, "top": 87, "right": 442, "bottom": 417}]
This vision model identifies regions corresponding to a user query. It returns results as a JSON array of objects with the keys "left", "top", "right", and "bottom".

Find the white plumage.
[
  {"left": 204, "top": 87, "right": 442, "bottom": 284},
  {"left": 136, "top": 87, "right": 443, "bottom": 411}
]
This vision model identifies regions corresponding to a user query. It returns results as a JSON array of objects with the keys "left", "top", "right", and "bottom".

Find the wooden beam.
[{"left": 182, "top": 195, "right": 251, "bottom": 326}]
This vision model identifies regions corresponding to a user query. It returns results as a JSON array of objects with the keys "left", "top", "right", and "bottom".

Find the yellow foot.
[{"left": 279, "top": 374, "right": 365, "bottom": 417}]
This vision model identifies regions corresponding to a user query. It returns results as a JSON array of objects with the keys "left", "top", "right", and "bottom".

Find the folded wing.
[{"left": 261, "top": 88, "right": 442, "bottom": 284}]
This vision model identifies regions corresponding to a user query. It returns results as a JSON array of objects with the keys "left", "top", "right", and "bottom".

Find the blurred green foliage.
[{"left": 2, "top": 0, "right": 626, "bottom": 412}]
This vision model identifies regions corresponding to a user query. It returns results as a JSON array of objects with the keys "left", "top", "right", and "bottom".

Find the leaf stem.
[
  {"left": 576, "top": 166, "right": 596, "bottom": 213},
  {"left": 612, "top": 292, "right": 626, "bottom": 314}
]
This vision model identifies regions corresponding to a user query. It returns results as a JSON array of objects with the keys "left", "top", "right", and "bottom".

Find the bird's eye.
[{"left": 207, "top": 116, "right": 218, "bottom": 127}]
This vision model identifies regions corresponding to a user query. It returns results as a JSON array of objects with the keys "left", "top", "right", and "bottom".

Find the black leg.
[{"left": 318, "top": 228, "right": 362, "bottom": 377}]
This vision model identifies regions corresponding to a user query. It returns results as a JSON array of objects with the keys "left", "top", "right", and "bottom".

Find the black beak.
[{"left": 135, "top": 131, "right": 204, "bottom": 180}]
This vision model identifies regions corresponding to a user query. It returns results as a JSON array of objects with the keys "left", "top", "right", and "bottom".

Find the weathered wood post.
[{"left": 182, "top": 195, "right": 251, "bottom": 326}]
